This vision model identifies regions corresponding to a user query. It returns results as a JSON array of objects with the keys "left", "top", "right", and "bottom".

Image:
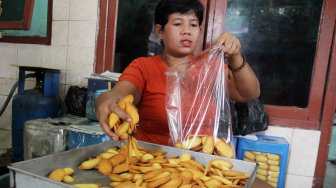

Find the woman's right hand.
[
  {"left": 96, "top": 80, "right": 140, "bottom": 140},
  {"left": 95, "top": 91, "right": 132, "bottom": 140}
]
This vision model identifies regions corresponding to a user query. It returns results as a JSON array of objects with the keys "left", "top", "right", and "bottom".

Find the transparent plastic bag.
[{"left": 166, "top": 47, "right": 235, "bottom": 158}]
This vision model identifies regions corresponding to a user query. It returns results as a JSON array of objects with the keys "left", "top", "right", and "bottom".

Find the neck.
[{"left": 161, "top": 53, "right": 190, "bottom": 67}]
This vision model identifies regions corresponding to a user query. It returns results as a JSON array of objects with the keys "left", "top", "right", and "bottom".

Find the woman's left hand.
[{"left": 215, "top": 32, "right": 241, "bottom": 58}]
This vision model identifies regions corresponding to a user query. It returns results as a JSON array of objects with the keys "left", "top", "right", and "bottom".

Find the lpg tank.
[{"left": 12, "top": 66, "right": 62, "bottom": 161}]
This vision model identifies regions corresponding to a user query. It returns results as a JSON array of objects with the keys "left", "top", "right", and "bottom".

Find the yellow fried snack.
[
  {"left": 125, "top": 102, "right": 139, "bottom": 125},
  {"left": 202, "top": 136, "right": 215, "bottom": 154},
  {"left": 109, "top": 153, "right": 126, "bottom": 166},
  {"left": 211, "top": 159, "right": 233, "bottom": 170},
  {"left": 180, "top": 170, "right": 193, "bottom": 185},
  {"left": 147, "top": 176, "right": 170, "bottom": 188},
  {"left": 108, "top": 113, "right": 119, "bottom": 129},
  {"left": 215, "top": 140, "right": 234, "bottom": 158},
  {"left": 113, "top": 162, "right": 129, "bottom": 174},
  {"left": 160, "top": 176, "right": 182, "bottom": 188},
  {"left": 73, "top": 184, "right": 100, "bottom": 188},
  {"left": 186, "top": 136, "right": 202, "bottom": 150},
  {"left": 204, "top": 178, "right": 223, "bottom": 188},
  {"left": 48, "top": 168, "right": 65, "bottom": 182},
  {"left": 122, "top": 95, "right": 134, "bottom": 104},
  {"left": 63, "top": 175, "right": 74, "bottom": 183},
  {"left": 180, "top": 153, "right": 191, "bottom": 162},
  {"left": 79, "top": 158, "right": 100, "bottom": 170},
  {"left": 97, "top": 158, "right": 113, "bottom": 175},
  {"left": 63, "top": 167, "right": 75, "bottom": 176},
  {"left": 116, "top": 121, "right": 130, "bottom": 138},
  {"left": 143, "top": 169, "right": 166, "bottom": 180}
]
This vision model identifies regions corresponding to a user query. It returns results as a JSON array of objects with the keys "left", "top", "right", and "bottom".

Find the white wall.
[
  {"left": 0, "top": 0, "right": 321, "bottom": 187},
  {"left": 0, "top": 0, "right": 98, "bottom": 148}
]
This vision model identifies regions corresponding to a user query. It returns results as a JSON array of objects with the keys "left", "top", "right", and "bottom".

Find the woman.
[{"left": 96, "top": 0, "right": 260, "bottom": 145}]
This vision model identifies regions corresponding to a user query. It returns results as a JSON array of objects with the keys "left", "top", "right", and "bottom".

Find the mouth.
[{"left": 180, "top": 39, "right": 192, "bottom": 47}]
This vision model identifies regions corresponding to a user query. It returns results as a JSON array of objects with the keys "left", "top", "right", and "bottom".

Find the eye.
[
  {"left": 191, "top": 23, "right": 199, "bottom": 27},
  {"left": 173, "top": 23, "right": 182, "bottom": 26}
]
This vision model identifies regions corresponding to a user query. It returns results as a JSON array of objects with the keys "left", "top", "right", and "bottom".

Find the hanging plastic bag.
[
  {"left": 166, "top": 47, "right": 235, "bottom": 158},
  {"left": 65, "top": 86, "right": 87, "bottom": 117},
  {"left": 231, "top": 99, "right": 268, "bottom": 136}
]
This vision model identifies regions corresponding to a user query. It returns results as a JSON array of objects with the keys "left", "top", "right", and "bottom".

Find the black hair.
[{"left": 154, "top": 0, "right": 204, "bottom": 29}]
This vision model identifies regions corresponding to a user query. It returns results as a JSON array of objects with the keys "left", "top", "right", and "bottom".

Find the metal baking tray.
[{"left": 8, "top": 140, "right": 257, "bottom": 188}]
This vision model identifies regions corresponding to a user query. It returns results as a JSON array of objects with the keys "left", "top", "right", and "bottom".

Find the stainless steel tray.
[{"left": 9, "top": 140, "right": 257, "bottom": 188}]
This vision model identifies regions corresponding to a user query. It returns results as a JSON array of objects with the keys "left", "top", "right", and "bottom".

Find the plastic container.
[
  {"left": 85, "top": 89, "right": 109, "bottom": 121},
  {"left": 23, "top": 116, "right": 84, "bottom": 160},
  {"left": 67, "top": 120, "right": 110, "bottom": 150},
  {"left": 237, "top": 134, "right": 290, "bottom": 188}
]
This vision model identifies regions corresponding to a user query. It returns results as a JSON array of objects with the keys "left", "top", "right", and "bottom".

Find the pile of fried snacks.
[
  {"left": 175, "top": 135, "right": 235, "bottom": 158},
  {"left": 48, "top": 144, "right": 250, "bottom": 188}
]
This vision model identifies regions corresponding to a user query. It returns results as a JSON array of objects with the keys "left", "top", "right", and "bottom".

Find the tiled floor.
[{"left": 324, "top": 161, "right": 336, "bottom": 188}]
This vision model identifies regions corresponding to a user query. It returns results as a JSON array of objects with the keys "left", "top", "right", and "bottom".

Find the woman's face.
[{"left": 157, "top": 11, "right": 201, "bottom": 57}]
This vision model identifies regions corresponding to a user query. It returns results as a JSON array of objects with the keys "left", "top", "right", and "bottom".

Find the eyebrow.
[{"left": 171, "top": 17, "right": 199, "bottom": 22}]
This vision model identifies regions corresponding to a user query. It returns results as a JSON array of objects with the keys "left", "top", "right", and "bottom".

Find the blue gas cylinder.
[{"left": 12, "top": 66, "right": 62, "bottom": 162}]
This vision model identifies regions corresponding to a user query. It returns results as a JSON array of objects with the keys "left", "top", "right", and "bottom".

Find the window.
[
  {"left": 206, "top": 0, "right": 335, "bottom": 128},
  {"left": 0, "top": 0, "right": 52, "bottom": 45},
  {"left": 96, "top": 0, "right": 208, "bottom": 73},
  {"left": 0, "top": 0, "right": 34, "bottom": 30}
]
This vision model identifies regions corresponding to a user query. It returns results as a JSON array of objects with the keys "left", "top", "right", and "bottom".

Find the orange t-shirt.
[
  {"left": 119, "top": 53, "right": 228, "bottom": 146},
  {"left": 119, "top": 56, "right": 171, "bottom": 145}
]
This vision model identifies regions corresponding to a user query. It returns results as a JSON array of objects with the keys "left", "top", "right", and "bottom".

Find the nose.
[
  {"left": 182, "top": 26, "right": 191, "bottom": 36},
  {"left": 183, "top": 31, "right": 191, "bottom": 35}
]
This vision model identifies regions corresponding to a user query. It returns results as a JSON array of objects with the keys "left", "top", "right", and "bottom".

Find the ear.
[{"left": 154, "top": 24, "right": 163, "bottom": 39}]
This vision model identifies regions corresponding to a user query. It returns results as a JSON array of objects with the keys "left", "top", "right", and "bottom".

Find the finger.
[
  {"left": 224, "top": 39, "right": 234, "bottom": 54},
  {"left": 96, "top": 105, "right": 119, "bottom": 140},
  {"left": 100, "top": 120, "right": 119, "bottom": 140},
  {"left": 228, "top": 41, "right": 239, "bottom": 55},
  {"left": 109, "top": 105, "right": 132, "bottom": 123}
]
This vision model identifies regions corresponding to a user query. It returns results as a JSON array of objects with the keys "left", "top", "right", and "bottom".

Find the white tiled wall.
[
  {"left": 265, "top": 126, "right": 321, "bottom": 187},
  {"left": 0, "top": 0, "right": 323, "bottom": 186},
  {"left": 0, "top": 0, "right": 98, "bottom": 149}
]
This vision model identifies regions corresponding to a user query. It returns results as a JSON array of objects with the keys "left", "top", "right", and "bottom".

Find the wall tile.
[
  {"left": 0, "top": 44, "right": 18, "bottom": 79},
  {"left": 70, "top": 0, "right": 98, "bottom": 20},
  {"left": 53, "top": 0, "right": 70, "bottom": 20},
  {"left": 285, "top": 174, "right": 313, "bottom": 188},
  {"left": 287, "top": 129, "right": 320, "bottom": 176},
  {"left": 0, "top": 95, "right": 12, "bottom": 130},
  {"left": 66, "top": 46, "right": 94, "bottom": 86},
  {"left": 52, "top": 21, "right": 69, "bottom": 45},
  {"left": 59, "top": 70, "right": 67, "bottom": 85},
  {"left": 265, "top": 126, "right": 294, "bottom": 144},
  {"left": 58, "top": 83, "right": 67, "bottom": 115},
  {"left": 68, "top": 21, "right": 97, "bottom": 47},
  {"left": 41, "top": 45, "right": 68, "bottom": 70},
  {"left": 58, "top": 83, "right": 66, "bottom": 102},
  {"left": 18, "top": 45, "right": 42, "bottom": 67},
  {"left": 0, "top": 130, "right": 11, "bottom": 149},
  {"left": 0, "top": 78, "right": 17, "bottom": 96}
]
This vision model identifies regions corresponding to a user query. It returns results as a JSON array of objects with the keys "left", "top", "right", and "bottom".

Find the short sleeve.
[{"left": 118, "top": 59, "right": 145, "bottom": 94}]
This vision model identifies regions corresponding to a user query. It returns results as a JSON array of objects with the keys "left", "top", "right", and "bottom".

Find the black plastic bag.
[
  {"left": 65, "top": 86, "right": 87, "bottom": 117},
  {"left": 231, "top": 99, "right": 268, "bottom": 136}
]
